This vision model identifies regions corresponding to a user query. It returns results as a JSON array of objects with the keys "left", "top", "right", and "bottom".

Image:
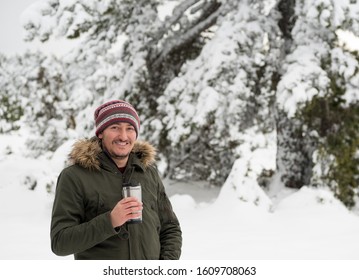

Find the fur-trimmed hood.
[{"left": 68, "top": 137, "right": 156, "bottom": 170}]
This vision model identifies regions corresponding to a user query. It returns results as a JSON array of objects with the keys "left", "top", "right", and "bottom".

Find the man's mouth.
[{"left": 114, "top": 141, "right": 128, "bottom": 146}]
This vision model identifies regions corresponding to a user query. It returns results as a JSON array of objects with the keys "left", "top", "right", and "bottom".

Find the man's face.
[{"left": 98, "top": 122, "right": 137, "bottom": 167}]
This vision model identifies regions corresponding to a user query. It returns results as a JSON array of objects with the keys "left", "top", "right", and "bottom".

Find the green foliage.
[
  {"left": 299, "top": 90, "right": 359, "bottom": 208},
  {"left": 0, "top": 95, "right": 23, "bottom": 132}
]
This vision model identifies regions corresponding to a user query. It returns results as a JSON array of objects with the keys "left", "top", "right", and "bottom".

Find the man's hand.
[{"left": 110, "top": 197, "right": 143, "bottom": 228}]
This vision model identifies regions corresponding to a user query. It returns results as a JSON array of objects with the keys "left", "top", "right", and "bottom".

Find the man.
[{"left": 50, "top": 100, "right": 182, "bottom": 259}]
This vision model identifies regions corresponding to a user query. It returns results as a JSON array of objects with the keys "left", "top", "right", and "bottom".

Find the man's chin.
[{"left": 113, "top": 152, "right": 130, "bottom": 159}]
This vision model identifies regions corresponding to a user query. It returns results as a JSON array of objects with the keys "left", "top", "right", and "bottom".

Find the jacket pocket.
[{"left": 96, "top": 192, "right": 122, "bottom": 216}]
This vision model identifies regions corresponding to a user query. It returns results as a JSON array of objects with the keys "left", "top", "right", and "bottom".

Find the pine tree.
[
  {"left": 158, "top": 0, "right": 280, "bottom": 184},
  {"left": 275, "top": 0, "right": 359, "bottom": 207}
]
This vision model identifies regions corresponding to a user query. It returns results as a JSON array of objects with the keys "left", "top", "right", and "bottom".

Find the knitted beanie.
[{"left": 94, "top": 100, "right": 140, "bottom": 138}]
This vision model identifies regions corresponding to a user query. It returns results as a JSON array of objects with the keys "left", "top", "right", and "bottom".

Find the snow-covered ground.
[{"left": 1, "top": 131, "right": 359, "bottom": 260}]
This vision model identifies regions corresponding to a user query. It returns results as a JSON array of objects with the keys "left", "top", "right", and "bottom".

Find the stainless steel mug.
[{"left": 122, "top": 182, "right": 142, "bottom": 224}]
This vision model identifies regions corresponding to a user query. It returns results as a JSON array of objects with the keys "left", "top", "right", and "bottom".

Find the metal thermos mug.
[{"left": 122, "top": 182, "right": 142, "bottom": 224}]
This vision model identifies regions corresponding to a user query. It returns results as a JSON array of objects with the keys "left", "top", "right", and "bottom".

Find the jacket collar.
[{"left": 68, "top": 137, "right": 156, "bottom": 171}]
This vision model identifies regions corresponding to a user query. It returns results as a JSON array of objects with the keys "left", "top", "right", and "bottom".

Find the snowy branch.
[
  {"left": 149, "top": 0, "right": 223, "bottom": 68},
  {"left": 164, "top": 0, "right": 202, "bottom": 29}
]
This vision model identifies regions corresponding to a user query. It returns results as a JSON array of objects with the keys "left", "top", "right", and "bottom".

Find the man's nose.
[{"left": 116, "top": 127, "right": 128, "bottom": 139}]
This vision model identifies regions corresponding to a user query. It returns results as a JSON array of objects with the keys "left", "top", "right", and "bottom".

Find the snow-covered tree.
[
  {"left": 275, "top": 0, "right": 359, "bottom": 207},
  {"left": 158, "top": 0, "right": 280, "bottom": 184},
  {"left": 21, "top": 0, "right": 225, "bottom": 134},
  {"left": 22, "top": 52, "right": 75, "bottom": 155},
  {"left": 1, "top": 0, "right": 357, "bottom": 207},
  {"left": 0, "top": 55, "right": 24, "bottom": 133}
]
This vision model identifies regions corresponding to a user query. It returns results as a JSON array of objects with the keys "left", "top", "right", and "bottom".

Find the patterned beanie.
[{"left": 94, "top": 100, "right": 140, "bottom": 138}]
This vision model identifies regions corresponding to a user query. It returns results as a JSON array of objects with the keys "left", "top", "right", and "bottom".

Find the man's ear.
[{"left": 98, "top": 133, "right": 103, "bottom": 139}]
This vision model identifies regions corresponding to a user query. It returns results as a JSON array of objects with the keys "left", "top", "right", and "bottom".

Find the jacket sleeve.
[
  {"left": 154, "top": 171, "right": 182, "bottom": 260},
  {"left": 50, "top": 167, "right": 116, "bottom": 256}
]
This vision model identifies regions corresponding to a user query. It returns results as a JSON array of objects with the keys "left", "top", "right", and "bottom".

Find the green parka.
[{"left": 50, "top": 138, "right": 182, "bottom": 260}]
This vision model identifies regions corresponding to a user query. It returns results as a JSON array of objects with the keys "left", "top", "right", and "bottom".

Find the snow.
[
  {"left": 1, "top": 132, "right": 359, "bottom": 260},
  {"left": 2, "top": 0, "right": 359, "bottom": 268}
]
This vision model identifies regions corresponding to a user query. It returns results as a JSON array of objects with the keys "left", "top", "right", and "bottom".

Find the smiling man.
[
  {"left": 50, "top": 100, "right": 182, "bottom": 260},
  {"left": 99, "top": 121, "right": 136, "bottom": 167},
  {"left": 95, "top": 101, "right": 140, "bottom": 169}
]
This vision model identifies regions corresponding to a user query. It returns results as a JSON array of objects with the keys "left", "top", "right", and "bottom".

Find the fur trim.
[
  {"left": 68, "top": 138, "right": 156, "bottom": 170},
  {"left": 132, "top": 140, "right": 157, "bottom": 167},
  {"left": 69, "top": 138, "right": 102, "bottom": 170}
]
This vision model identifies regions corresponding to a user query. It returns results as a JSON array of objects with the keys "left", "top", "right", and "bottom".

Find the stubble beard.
[{"left": 111, "top": 151, "right": 129, "bottom": 160}]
